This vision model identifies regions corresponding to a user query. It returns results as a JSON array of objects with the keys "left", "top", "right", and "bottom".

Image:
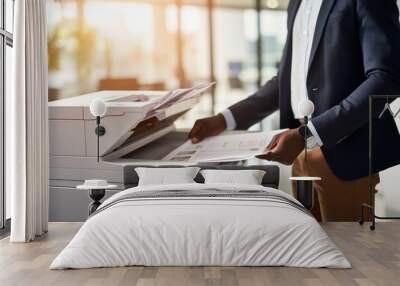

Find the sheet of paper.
[
  {"left": 163, "top": 130, "right": 286, "bottom": 162},
  {"left": 151, "top": 82, "right": 215, "bottom": 111}
]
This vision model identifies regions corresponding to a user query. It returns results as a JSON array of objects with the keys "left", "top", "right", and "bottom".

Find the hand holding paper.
[
  {"left": 164, "top": 130, "right": 286, "bottom": 163},
  {"left": 189, "top": 114, "right": 227, "bottom": 144},
  {"left": 256, "top": 129, "right": 305, "bottom": 165}
]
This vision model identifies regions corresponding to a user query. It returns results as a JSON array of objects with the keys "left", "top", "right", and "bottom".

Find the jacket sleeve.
[
  {"left": 228, "top": 76, "right": 280, "bottom": 130},
  {"left": 311, "top": 0, "right": 400, "bottom": 149}
]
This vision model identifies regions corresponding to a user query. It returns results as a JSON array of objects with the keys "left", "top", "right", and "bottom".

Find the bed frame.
[
  {"left": 122, "top": 165, "right": 280, "bottom": 189},
  {"left": 84, "top": 164, "right": 280, "bottom": 215}
]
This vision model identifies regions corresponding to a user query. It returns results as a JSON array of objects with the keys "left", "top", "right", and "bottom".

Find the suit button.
[{"left": 310, "top": 87, "right": 319, "bottom": 95}]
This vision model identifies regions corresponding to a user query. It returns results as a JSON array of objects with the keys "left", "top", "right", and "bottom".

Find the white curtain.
[{"left": 8, "top": 0, "right": 49, "bottom": 242}]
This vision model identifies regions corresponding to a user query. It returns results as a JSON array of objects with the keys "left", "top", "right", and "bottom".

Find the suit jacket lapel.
[
  {"left": 279, "top": 0, "right": 302, "bottom": 129},
  {"left": 280, "top": 0, "right": 301, "bottom": 77},
  {"left": 287, "top": 0, "right": 302, "bottom": 35},
  {"left": 308, "top": 0, "right": 337, "bottom": 71}
]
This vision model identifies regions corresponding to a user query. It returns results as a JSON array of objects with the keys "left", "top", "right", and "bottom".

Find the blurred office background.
[{"left": 47, "top": 0, "right": 288, "bottom": 129}]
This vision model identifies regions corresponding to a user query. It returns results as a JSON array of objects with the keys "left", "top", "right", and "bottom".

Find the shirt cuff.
[
  {"left": 220, "top": 109, "right": 237, "bottom": 131},
  {"left": 308, "top": 120, "right": 323, "bottom": 146}
]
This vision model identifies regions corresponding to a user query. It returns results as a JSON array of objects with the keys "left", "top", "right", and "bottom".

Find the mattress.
[{"left": 50, "top": 183, "right": 351, "bottom": 269}]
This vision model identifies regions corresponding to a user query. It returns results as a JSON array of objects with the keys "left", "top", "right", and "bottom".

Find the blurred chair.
[
  {"left": 228, "top": 61, "right": 243, "bottom": 89},
  {"left": 48, "top": 88, "right": 59, "bottom": 101},
  {"left": 98, "top": 78, "right": 139, "bottom": 90},
  {"left": 140, "top": 82, "right": 166, "bottom": 91}
]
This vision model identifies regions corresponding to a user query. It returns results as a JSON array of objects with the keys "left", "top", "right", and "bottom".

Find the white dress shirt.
[{"left": 222, "top": 0, "right": 323, "bottom": 146}]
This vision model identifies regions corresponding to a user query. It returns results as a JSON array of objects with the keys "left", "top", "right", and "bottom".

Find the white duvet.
[{"left": 50, "top": 183, "right": 351, "bottom": 269}]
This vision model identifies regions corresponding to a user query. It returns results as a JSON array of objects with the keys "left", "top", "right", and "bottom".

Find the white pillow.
[
  {"left": 200, "top": 169, "right": 266, "bottom": 185},
  {"left": 135, "top": 167, "right": 200, "bottom": 186}
]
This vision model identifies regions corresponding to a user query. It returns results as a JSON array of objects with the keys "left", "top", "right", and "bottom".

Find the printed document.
[
  {"left": 151, "top": 82, "right": 215, "bottom": 112},
  {"left": 163, "top": 130, "right": 286, "bottom": 162}
]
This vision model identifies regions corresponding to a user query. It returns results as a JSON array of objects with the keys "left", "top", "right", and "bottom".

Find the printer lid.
[{"left": 48, "top": 90, "right": 164, "bottom": 120}]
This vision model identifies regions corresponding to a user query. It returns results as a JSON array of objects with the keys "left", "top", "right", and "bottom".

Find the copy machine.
[{"left": 49, "top": 85, "right": 211, "bottom": 221}]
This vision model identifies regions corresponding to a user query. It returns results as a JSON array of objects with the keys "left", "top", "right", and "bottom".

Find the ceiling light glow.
[{"left": 266, "top": 0, "right": 280, "bottom": 9}]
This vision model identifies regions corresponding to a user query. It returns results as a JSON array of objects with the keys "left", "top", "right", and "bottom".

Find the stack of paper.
[
  {"left": 151, "top": 82, "right": 215, "bottom": 112},
  {"left": 163, "top": 130, "right": 285, "bottom": 162}
]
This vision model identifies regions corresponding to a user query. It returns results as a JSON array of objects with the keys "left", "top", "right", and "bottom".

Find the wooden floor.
[{"left": 1, "top": 222, "right": 400, "bottom": 286}]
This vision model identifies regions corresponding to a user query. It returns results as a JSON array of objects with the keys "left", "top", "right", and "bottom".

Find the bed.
[{"left": 50, "top": 165, "right": 350, "bottom": 269}]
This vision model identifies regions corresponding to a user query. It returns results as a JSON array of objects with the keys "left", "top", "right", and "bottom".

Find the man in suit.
[{"left": 189, "top": 0, "right": 400, "bottom": 221}]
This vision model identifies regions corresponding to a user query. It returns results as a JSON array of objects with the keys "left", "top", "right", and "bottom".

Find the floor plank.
[{"left": 0, "top": 222, "right": 399, "bottom": 286}]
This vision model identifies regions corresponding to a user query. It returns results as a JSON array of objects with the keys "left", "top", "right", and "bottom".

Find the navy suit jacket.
[{"left": 229, "top": 0, "right": 400, "bottom": 180}]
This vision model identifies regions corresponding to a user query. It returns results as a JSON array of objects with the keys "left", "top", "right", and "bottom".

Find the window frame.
[{"left": 0, "top": 0, "right": 13, "bottom": 231}]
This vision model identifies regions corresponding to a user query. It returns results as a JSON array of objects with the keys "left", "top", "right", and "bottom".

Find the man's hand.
[
  {"left": 188, "top": 114, "right": 227, "bottom": 143},
  {"left": 257, "top": 128, "right": 305, "bottom": 165}
]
